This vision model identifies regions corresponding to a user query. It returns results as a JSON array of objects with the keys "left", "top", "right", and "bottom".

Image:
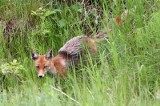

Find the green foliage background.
[{"left": 0, "top": 0, "right": 160, "bottom": 106}]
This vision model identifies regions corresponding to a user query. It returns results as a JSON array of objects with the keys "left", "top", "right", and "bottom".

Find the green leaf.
[
  {"left": 44, "top": 10, "right": 56, "bottom": 18},
  {"left": 58, "top": 19, "right": 67, "bottom": 28},
  {"left": 44, "top": 9, "right": 61, "bottom": 18}
]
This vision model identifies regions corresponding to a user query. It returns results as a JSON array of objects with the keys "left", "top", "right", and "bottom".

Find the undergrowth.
[{"left": 0, "top": 0, "right": 160, "bottom": 106}]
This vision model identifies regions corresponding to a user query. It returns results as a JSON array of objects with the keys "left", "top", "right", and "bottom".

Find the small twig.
[{"left": 51, "top": 85, "right": 81, "bottom": 106}]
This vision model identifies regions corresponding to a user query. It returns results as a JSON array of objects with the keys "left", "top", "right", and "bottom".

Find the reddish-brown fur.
[
  {"left": 50, "top": 54, "right": 67, "bottom": 77},
  {"left": 32, "top": 36, "right": 97, "bottom": 78}
]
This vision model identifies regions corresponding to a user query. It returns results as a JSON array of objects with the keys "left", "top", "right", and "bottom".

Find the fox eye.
[
  {"left": 44, "top": 66, "right": 48, "bottom": 69},
  {"left": 36, "top": 66, "right": 39, "bottom": 69}
]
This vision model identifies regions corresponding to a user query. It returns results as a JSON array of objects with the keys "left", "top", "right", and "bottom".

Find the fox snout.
[
  {"left": 37, "top": 69, "right": 47, "bottom": 78},
  {"left": 38, "top": 73, "right": 45, "bottom": 78}
]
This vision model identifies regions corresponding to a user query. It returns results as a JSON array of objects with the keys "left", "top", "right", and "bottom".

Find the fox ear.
[
  {"left": 31, "top": 52, "right": 39, "bottom": 60},
  {"left": 46, "top": 50, "right": 53, "bottom": 59}
]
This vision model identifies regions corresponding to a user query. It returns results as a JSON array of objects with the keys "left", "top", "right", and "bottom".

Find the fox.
[{"left": 31, "top": 33, "right": 107, "bottom": 78}]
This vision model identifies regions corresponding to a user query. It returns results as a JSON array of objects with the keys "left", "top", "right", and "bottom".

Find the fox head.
[{"left": 31, "top": 50, "right": 53, "bottom": 78}]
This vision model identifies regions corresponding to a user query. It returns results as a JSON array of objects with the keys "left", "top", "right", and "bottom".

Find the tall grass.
[{"left": 0, "top": 0, "right": 160, "bottom": 106}]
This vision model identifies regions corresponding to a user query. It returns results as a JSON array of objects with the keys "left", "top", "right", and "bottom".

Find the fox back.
[{"left": 58, "top": 35, "right": 96, "bottom": 67}]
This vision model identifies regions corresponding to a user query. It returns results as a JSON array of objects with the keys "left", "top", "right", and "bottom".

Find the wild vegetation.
[{"left": 0, "top": 0, "right": 160, "bottom": 106}]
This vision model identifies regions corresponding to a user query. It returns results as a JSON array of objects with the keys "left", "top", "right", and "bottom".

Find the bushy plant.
[{"left": 0, "top": 59, "right": 25, "bottom": 89}]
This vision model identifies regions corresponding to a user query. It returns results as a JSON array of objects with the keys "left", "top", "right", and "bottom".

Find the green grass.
[{"left": 0, "top": 0, "right": 160, "bottom": 106}]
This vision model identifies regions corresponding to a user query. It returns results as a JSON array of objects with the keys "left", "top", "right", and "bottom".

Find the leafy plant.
[
  {"left": 0, "top": 59, "right": 24, "bottom": 75},
  {"left": 0, "top": 59, "right": 25, "bottom": 89},
  {"left": 31, "top": 7, "right": 61, "bottom": 36}
]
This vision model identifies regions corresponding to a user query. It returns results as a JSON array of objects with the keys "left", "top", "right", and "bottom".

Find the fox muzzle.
[{"left": 38, "top": 73, "right": 45, "bottom": 78}]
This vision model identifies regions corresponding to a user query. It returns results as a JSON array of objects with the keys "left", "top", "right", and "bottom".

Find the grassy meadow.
[{"left": 0, "top": 0, "right": 160, "bottom": 106}]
